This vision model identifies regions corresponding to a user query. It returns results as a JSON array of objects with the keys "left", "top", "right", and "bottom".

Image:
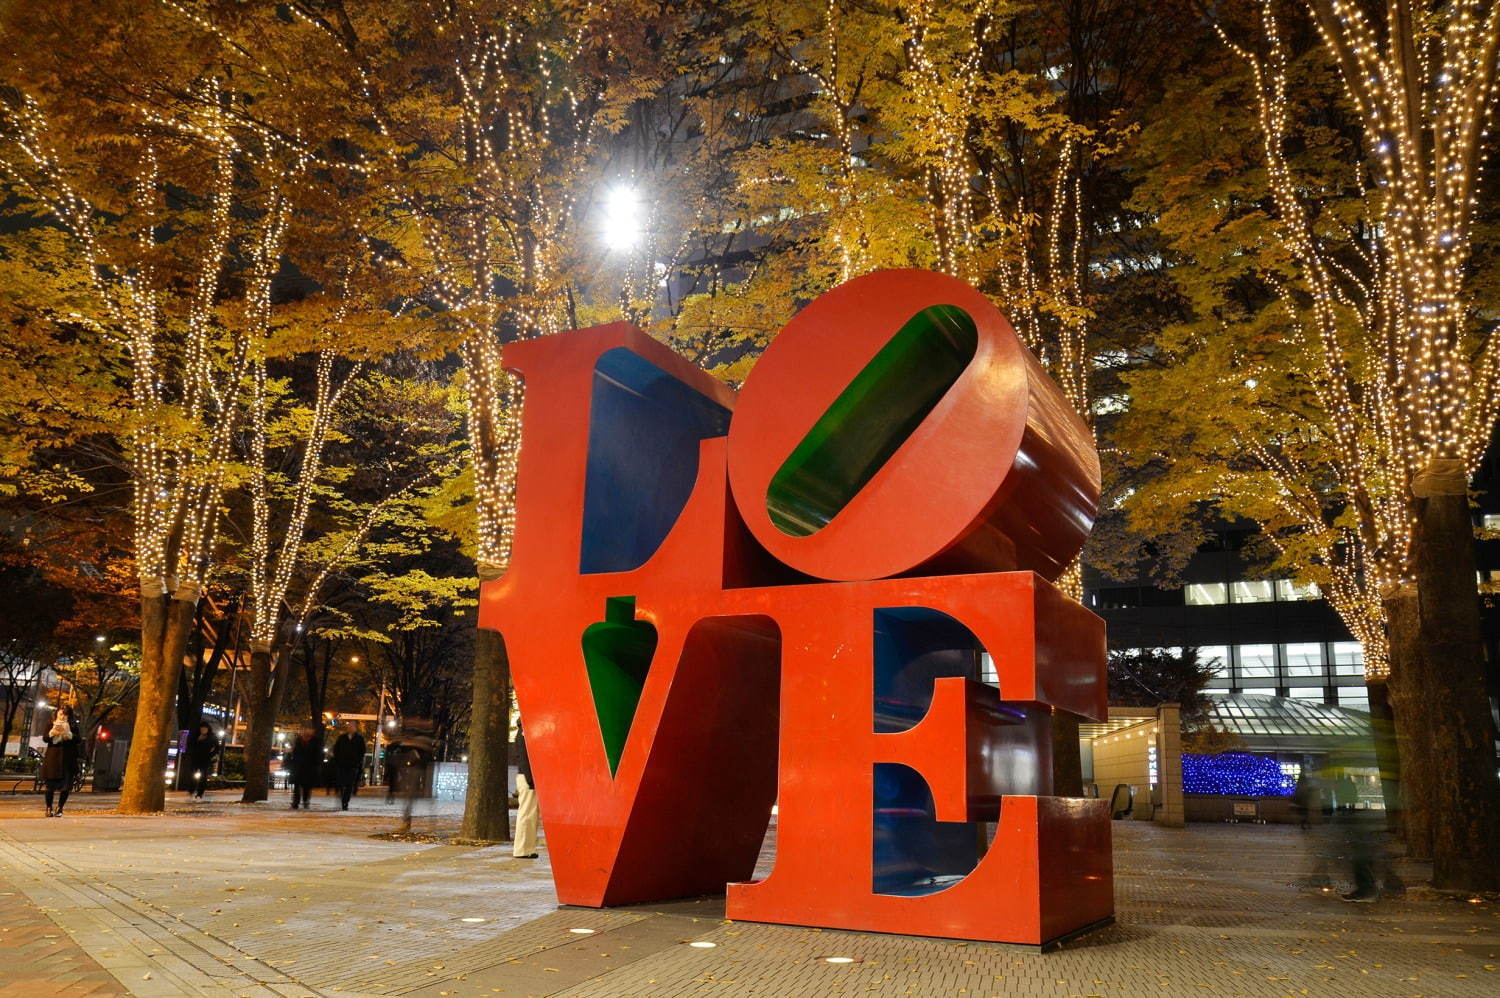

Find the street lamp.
[{"left": 601, "top": 185, "right": 642, "bottom": 252}]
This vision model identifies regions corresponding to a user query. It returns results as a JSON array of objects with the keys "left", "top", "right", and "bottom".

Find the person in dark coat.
[
  {"left": 184, "top": 723, "right": 220, "bottom": 799},
  {"left": 288, "top": 723, "right": 324, "bottom": 810},
  {"left": 40, "top": 711, "right": 81, "bottom": 817},
  {"left": 331, "top": 727, "right": 367, "bottom": 811}
]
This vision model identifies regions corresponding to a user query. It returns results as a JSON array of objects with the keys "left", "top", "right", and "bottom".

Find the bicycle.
[{"left": 29, "top": 752, "right": 86, "bottom": 794}]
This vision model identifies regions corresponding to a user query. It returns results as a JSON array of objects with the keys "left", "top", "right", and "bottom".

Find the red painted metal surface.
[
  {"left": 478, "top": 270, "right": 1112, "bottom": 944},
  {"left": 727, "top": 269, "right": 1099, "bottom": 582},
  {"left": 723, "top": 571, "right": 1111, "bottom": 945},
  {"left": 482, "top": 325, "right": 782, "bottom": 907}
]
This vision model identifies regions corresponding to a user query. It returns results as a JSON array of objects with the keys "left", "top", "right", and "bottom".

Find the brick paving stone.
[
  {"left": 0, "top": 868, "right": 125, "bottom": 998},
  {"left": 3, "top": 791, "right": 1499, "bottom": 997}
]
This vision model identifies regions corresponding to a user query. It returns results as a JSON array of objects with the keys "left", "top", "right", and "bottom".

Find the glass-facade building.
[
  {"left": 1084, "top": 508, "right": 1500, "bottom": 717},
  {"left": 1083, "top": 529, "right": 1374, "bottom": 713}
]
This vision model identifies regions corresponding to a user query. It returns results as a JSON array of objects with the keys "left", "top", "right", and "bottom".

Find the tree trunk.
[
  {"left": 1382, "top": 586, "right": 1431, "bottom": 857},
  {"left": 118, "top": 590, "right": 197, "bottom": 814},
  {"left": 241, "top": 643, "right": 276, "bottom": 802},
  {"left": 459, "top": 626, "right": 511, "bottom": 843},
  {"left": 1408, "top": 487, "right": 1500, "bottom": 891},
  {"left": 1364, "top": 680, "right": 1402, "bottom": 834},
  {"left": 176, "top": 597, "right": 232, "bottom": 738}
]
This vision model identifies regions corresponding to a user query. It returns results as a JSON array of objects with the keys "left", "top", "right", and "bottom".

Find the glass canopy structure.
[{"left": 1203, "top": 693, "right": 1374, "bottom": 755}]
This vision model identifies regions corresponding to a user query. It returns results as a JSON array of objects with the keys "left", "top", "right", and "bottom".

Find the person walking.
[
  {"left": 40, "top": 711, "right": 80, "bottom": 817},
  {"left": 288, "top": 723, "right": 323, "bottom": 810},
  {"left": 184, "top": 723, "right": 220, "bottom": 799},
  {"left": 512, "top": 722, "right": 539, "bottom": 859},
  {"left": 1339, "top": 804, "right": 1404, "bottom": 902},
  {"left": 388, "top": 720, "right": 435, "bottom": 833},
  {"left": 332, "top": 726, "right": 367, "bottom": 811},
  {"left": 384, "top": 738, "right": 400, "bottom": 804},
  {"left": 1291, "top": 771, "right": 1326, "bottom": 831}
]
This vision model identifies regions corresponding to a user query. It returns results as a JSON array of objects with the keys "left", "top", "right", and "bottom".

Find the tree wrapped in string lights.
[
  {"left": 0, "top": 74, "right": 298, "bottom": 812},
  {"left": 1124, "top": 0, "right": 1500, "bottom": 889},
  {"left": 262, "top": 0, "right": 688, "bottom": 841},
  {"left": 709, "top": 0, "right": 1194, "bottom": 593},
  {"left": 234, "top": 297, "right": 465, "bottom": 804}
]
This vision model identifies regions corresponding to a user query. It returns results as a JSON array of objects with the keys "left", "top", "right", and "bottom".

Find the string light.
[
  {"left": 296, "top": 4, "right": 637, "bottom": 574},
  {"left": 1182, "top": 752, "right": 1296, "bottom": 797},
  {"left": 0, "top": 80, "right": 265, "bottom": 602},
  {"left": 1206, "top": 0, "right": 1500, "bottom": 679},
  {"left": 888, "top": 3, "right": 1097, "bottom": 596}
]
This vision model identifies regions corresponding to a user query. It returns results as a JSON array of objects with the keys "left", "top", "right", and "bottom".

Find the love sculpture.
[{"left": 478, "top": 269, "right": 1113, "bottom": 946}]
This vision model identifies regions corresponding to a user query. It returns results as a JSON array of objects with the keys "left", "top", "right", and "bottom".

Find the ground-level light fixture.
[
  {"left": 824, "top": 956, "right": 856, "bottom": 964},
  {"left": 687, "top": 941, "right": 716, "bottom": 949},
  {"left": 568, "top": 927, "right": 595, "bottom": 935},
  {"left": 460, "top": 917, "right": 486, "bottom": 923}
]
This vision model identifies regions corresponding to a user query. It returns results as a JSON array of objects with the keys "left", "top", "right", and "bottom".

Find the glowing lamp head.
[{"left": 602, "top": 186, "right": 642, "bottom": 252}]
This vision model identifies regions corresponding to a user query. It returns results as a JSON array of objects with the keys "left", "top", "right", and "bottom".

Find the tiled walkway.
[
  {"left": 0, "top": 791, "right": 1496, "bottom": 996},
  {"left": 0, "top": 868, "right": 124, "bottom": 997}
]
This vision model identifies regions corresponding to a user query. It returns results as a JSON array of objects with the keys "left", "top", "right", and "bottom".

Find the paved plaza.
[{"left": 0, "top": 791, "right": 1496, "bottom": 997}]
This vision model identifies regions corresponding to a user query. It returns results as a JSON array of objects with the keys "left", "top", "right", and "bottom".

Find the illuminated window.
[
  {"left": 1230, "top": 580, "right": 1275, "bottom": 603},
  {"left": 1274, "top": 579, "right": 1319, "bottom": 600},
  {"left": 978, "top": 651, "right": 998, "bottom": 687},
  {"left": 1288, "top": 687, "right": 1326, "bottom": 702},
  {"left": 1092, "top": 394, "right": 1128, "bottom": 416},
  {"left": 1338, "top": 693, "right": 1370, "bottom": 713},
  {"left": 1237, "top": 644, "right": 1276, "bottom": 679},
  {"left": 1199, "top": 646, "right": 1230, "bottom": 679},
  {"left": 1185, "top": 583, "right": 1228, "bottom": 606},
  {"left": 1283, "top": 643, "right": 1324, "bottom": 677},
  {"left": 1331, "top": 642, "right": 1364, "bottom": 676}
]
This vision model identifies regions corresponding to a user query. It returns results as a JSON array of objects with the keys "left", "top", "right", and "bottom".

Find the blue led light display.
[{"left": 1181, "top": 752, "right": 1295, "bottom": 797}]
